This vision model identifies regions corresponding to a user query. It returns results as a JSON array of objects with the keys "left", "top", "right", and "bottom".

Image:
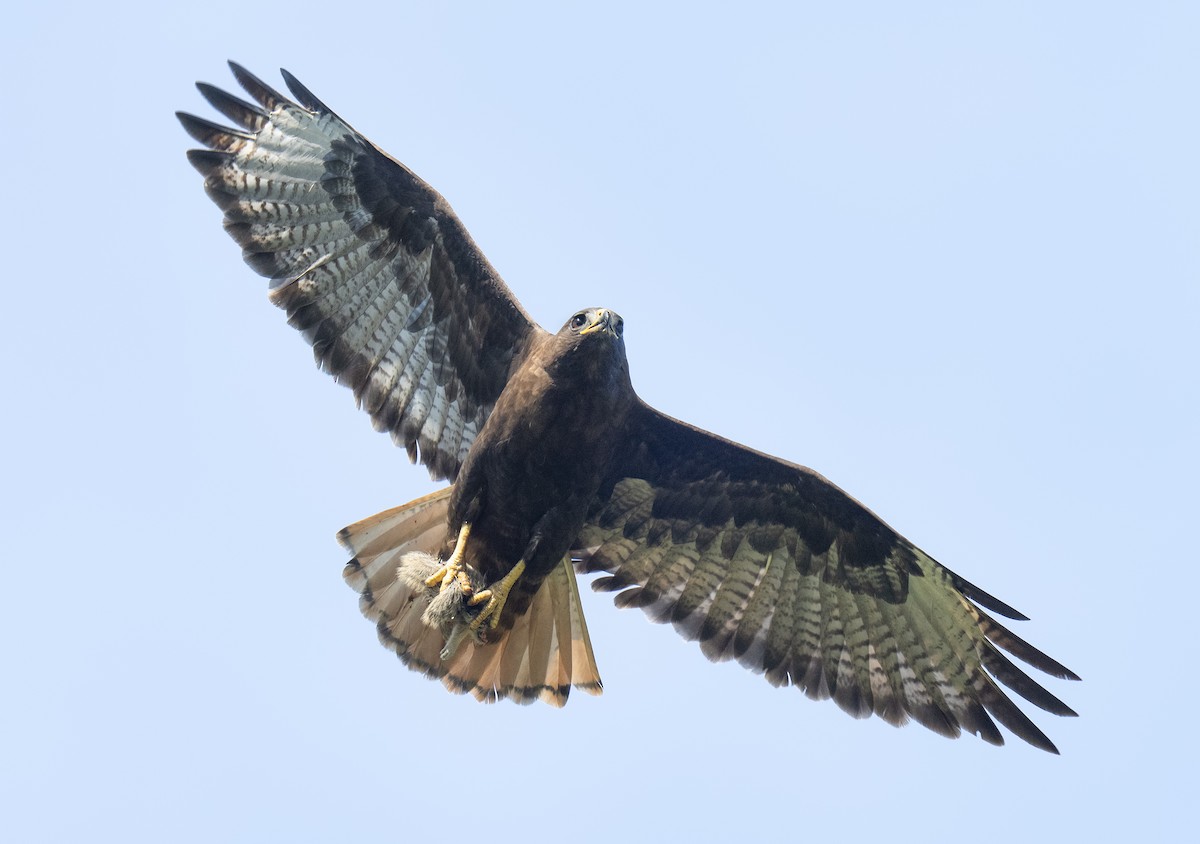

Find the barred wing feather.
[
  {"left": 576, "top": 402, "right": 1079, "bottom": 752},
  {"left": 179, "top": 62, "right": 540, "bottom": 481}
]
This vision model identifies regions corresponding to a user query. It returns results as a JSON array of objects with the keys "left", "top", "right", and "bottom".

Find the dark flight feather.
[{"left": 181, "top": 64, "right": 1078, "bottom": 751}]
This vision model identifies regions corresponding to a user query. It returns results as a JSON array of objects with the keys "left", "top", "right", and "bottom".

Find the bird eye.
[
  {"left": 571, "top": 312, "right": 588, "bottom": 329},
  {"left": 614, "top": 317, "right": 624, "bottom": 336}
]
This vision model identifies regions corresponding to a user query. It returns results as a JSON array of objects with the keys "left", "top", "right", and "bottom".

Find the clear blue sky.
[{"left": 3, "top": 2, "right": 1196, "bottom": 841}]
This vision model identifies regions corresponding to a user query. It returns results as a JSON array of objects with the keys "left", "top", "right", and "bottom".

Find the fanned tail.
[{"left": 339, "top": 488, "right": 603, "bottom": 705}]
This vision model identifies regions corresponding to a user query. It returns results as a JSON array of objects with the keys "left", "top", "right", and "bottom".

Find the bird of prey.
[{"left": 179, "top": 63, "right": 1078, "bottom": 752}]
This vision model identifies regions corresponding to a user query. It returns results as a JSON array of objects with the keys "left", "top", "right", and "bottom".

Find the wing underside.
[
  {"left": 179, "top": 63, "right": 541, "bottom": 480},
  {"left": 575, "top": 402, "right": 1078, "bottom": 751}
]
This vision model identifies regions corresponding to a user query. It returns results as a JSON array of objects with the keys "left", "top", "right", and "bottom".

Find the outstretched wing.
[
  {"left": 576, "top": 401, "right": 1079, "bottom": 752},
  {"left": 179, "top": 63, "right": 540, "bottom": 480}
]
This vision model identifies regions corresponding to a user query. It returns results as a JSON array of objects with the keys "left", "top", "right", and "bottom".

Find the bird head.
[
  {"left": 561, "top": 307, "right": 624, "bottom": 340},
  {"left": 551, "top": 307, "right": 629, "bottom": 384}
]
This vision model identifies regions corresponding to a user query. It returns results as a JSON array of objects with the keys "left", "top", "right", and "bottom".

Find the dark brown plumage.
[
  {"left": 180, "top": 63, "right": 1078, "bottom": 751},
  {"left": 445, "top": 308, "right": 635, "bottom": 634}
]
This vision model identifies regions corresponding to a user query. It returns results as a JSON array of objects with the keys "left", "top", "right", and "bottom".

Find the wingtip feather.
[
  {"left": 195, "top": 81, "right": 268, "bottom": 130},
  {"left": 280, "top": 67, "right": 334, "bottom": 115},
  {"left": 228, "top": 61, "right": 290, "bottom": 111}
]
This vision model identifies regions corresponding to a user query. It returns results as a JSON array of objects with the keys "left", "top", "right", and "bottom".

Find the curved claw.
[
  {"left": 425, "top": 522, "right": 473, "bottom": 592},
  {"left": 467, "top": 560, "right": 526, "bottom": 633}
]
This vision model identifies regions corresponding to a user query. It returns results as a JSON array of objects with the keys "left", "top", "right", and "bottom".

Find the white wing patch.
[{"left": 181, "top": 65, "right": 537, "bottom": 480}]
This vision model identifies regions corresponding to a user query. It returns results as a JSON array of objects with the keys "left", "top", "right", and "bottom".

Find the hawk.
[{"left": 179, "top": 63, "right": 1078, "bottom": 752}]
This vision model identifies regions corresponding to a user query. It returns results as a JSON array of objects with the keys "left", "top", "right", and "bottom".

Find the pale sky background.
[{"left": 3, "top": 2, "right": 1196, "bottom": 841}]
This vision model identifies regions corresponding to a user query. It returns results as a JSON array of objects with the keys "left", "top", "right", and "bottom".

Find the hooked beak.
[{"left": 580, "top": 308, "right": 618, "bottom": 337}]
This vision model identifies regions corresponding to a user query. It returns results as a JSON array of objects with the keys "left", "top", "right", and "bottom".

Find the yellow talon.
[
  {"left": 424, "top": 522, "right": 472, "bottom": 591},
  {"left": 468, "top": 560, "right": 526, "bottom": 633}
]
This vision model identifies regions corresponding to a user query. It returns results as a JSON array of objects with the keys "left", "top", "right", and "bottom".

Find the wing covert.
[
  {"left": 575, "top": 401, "right": 1079, "bottom": 751},
  {"left": 179, "top": 63, "right": 540, "bottom": 480}
]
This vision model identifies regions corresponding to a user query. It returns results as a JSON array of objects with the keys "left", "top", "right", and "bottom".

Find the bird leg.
[
  {"left": 419, "top": 521, "right": 493, "bottom": 661},
  {"left": 467, "top": 560, "right": 526, "bottom": 634},
  {"left": 424, "top": 522, "right": 475, "bottom": 596},
  {"left": 414, "top": 521, "right": 525, "bottom": 655}
]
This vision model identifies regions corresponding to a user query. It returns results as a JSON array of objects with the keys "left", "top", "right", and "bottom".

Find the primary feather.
[{"left": 181, "top": 64, "right": 1078, "bottom": 752}]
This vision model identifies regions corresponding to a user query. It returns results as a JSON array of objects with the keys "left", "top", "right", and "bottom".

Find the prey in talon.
[
  {"left": 396, "top": 549, "right": 487, "bottom": 660},
  {"left": 185, "top": 64, "right": 1077, "bottom": 743},
  {"left": 396, "top": 519, "right": 531, "bottom": 660}
]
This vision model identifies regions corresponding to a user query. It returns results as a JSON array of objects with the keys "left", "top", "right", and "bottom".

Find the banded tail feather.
[{"left": 339, "top": 488, "right": 602, "bottom": 706}]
